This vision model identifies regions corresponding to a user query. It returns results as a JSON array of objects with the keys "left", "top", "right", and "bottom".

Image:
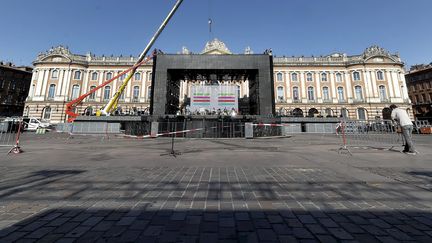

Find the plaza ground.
[{"left": 0, "top": 133, "right": 432, "bottom": 242}]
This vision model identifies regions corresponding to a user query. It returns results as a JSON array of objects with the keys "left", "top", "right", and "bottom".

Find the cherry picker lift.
[{"left": 65, "top": 0, "right": 183, "bottom": 122}]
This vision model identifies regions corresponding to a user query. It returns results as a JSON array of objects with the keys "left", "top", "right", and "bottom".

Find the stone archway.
[{"left": 292, "top": 108, "right": 303, "bottom": 117}]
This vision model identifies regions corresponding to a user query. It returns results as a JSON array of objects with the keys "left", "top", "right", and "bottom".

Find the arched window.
[
  {"left": 341, "top": 108, "right": 349, "bottom": 118},
  {"left": 357, "top": 108, "right": 367, "bottom": 120},
  {"left": 355, "top": 86, "right": 363, "bottom": 100},
  {"left": 293, "top": 87, "right": 299, "bottom": 101},
  {"left": 148, "top": 72, "right": 152, "bottom": 81},
  {"left": 85, "top": 106, "right": 93, "bottom": 116},
  {"left": 51, "top": 70, "right": 59, "bottom": 79},
  {"left": 147, "top": 86, "right": 152, "bottom": 100},
  {"left": 135, "top": 72, "right": 141, "bottom": 81},
  {"left": 291, "top": 73, "right": 298, "bottom": 82},
  {"left": 237, "top": 85, "right": 241, "bottom": 98},
  {"left": 353, "top": 71, "right": 361, "bottom": 81},
  {"left": 43, "top": 107, "right": 51, "bottom": 120},
  {"left": 119, "top": 91, "right": 125, "bottom": 100},
  {"left": 337, "top": 87, "right": 345, "bottom": 101},
  {"left": 91, "top": 72, "right": 98, "bottom": 81},
  {"left": 88, "top": 86, "right": 96, "bottom": 100},
  {"left": 321, "top": 73, "right": 328, "bottom": 82},
  {"left": 106, "top": 72, "right": 113, "bottom": 80},
  {"left": 133, "top": 86, "right": 140, "bottom": 100},
  {"left": 377, "top": 71, "right": 384, "bottom": 80},
  {"left": 307, "top": 87, "right": 315, "bottom": 101},
  {"left": 322, "top": 87, "right": 330, "bottom": 101},
  {"left": 74, "top": 71, "right": 81, "bottom": 80},
  {"left": 48, "top": 84, "right": 56, "bottom": 99},
  {"left": 277, "top": 86, "right": 284, "bottom": 101},
  {"left": 306, "top": 73, "right": 313, "bottom": 82},
  {"left": 103, "top": 86, "right": 111, "bottom": 100},
  {"left": 276, "top": 73, "right": 283, "bottom": 82},
  {"left": 293, "top": 108, "right": 303, "bottom": 117},
  {"left": 325, "top": 108, "right": 333, "bottom": 117},
  {"left": 336, "top": 73, "right": 343, "bottom": 82},
  {"left": 120, "top": 73, "right": 126, "bottom": 81},
  {"left": 24, "top": 106, "right": 30, "bottom": 117},
  {"left": 71, "top": 85, "right": 80, "bottom": 99},
  {"left": 379, "top": 85, "right": 387, "bottom": 101}
]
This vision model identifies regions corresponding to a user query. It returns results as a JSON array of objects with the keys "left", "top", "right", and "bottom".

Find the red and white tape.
[
  {"left": 253, "top": 123, "right": 298, "bottom": 127},
  {"left": 123, "top": 128, "right": 204, "bottom": 139}
]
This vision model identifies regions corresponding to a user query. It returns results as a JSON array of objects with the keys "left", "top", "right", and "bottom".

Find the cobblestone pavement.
[{"left": 0, "top": 134, "right": 432, "bottom": 242}]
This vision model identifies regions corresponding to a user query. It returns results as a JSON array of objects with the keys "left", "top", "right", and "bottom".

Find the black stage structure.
[{"left": 150, "top": 54, "right": 275, "bottom": 116}]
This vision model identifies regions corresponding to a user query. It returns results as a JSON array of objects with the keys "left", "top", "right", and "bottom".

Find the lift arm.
[{"left": 97, "top": 0, "right": 184, "bottom": 116}]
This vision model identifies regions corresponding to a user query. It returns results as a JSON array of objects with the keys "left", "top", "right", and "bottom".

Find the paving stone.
[
  {"left": 118, "top": 230, "right": 141, "bottom": 242},
  {"left": 297, "top": 214, "right": 317, "bottom": 224},
  {"left": 237, "top": 221, "right": 254, "bottom": 232},
  {"left": 292, "top": 227, "right": 314, "bottom": 239},
  {"left": 315, "top": 234, "right": 338, "bottom": 243},
  {"left": 64, "top": 226, "right": 91, "bottom": 238},
  {"left": 91, "top": 220, "right": 115, "bottom": 232},
  {"left": 279, "top": 235, "right": 299, "bottom": 243},
  {"left": 328, "top": 228, "right": 354, "bottom": 240},
  {"left": 81, "top": 216, "right": 104, "bottom": 227},
  {"left": 340, "top": 222, "right": 365, "bottom": 234},
  {"left": 305, "top": 224, "right": 327, "bottom": 234},
  {"left": 116, "top": 216, "right": 136, "bottom": 226},
  {"left": 256, "top": 229, "right": 277, "bottom": 241},
  {"left": 272, "top": 224, "right": 292, "bottom": 235},
  {"left": 218, "top": 227, "right": 236, "bottom": 239},
  {"left": 318, "top": 218, "right": 339, "bottom": 228},
  {"left": 201, "top": 222, "right": 218, "bottom": 233},
  {"left": 199, "top": 233, "right": 218, "bottom": 243}
]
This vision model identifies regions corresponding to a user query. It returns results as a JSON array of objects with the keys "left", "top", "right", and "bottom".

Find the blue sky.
[{"left": 1, "top": 0, "right": 431, "bottom": 67}]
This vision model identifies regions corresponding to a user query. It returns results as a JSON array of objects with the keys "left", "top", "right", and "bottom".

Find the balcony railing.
[{"left": 293, "top": 99, "right": 302, "bottom": 103}]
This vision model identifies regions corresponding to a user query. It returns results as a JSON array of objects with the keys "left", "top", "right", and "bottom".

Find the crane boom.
[{"left": 97, "top": 0, "right": 184, "bottom": 116}]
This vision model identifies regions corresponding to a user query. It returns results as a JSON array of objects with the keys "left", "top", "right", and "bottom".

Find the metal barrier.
[
  {"left": 69, "top": 122, "right": 121, "bottom": 135},
  {"left": 338, "top": 120, "right": 403, "bottom": 154},
  {"left": 0, "top": 119, "right": 23, "bottom": 154},
  {"left": 157, "top": 121, "right": 245, "bottom": 138},
  {"left": 414, "top": 120, "right": 431, "bottom": 134}
]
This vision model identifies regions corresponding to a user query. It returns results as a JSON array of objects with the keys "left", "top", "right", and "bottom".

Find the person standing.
[{"left": 390, "top": 104, "right": 417, "bottom": 154}]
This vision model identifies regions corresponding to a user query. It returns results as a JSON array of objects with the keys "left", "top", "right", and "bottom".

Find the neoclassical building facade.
[{"left": 24, "top": 40, "right": 411, "bottom": 123}]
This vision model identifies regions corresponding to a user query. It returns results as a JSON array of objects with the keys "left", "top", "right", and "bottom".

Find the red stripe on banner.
[
  {"left": 218, "top": 99, "right": 236, "bottom": 102},
  {"left": 193, "top": 100, "right": 211, "bottom": 102}
]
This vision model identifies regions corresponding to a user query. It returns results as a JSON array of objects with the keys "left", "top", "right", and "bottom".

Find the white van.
[{"left": 23, "top": 117, "right": 52, "bottom": 131}]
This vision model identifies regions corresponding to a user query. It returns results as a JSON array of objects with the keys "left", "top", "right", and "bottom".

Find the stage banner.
[{"left": 190, "top": 85, "right": 238, "bottom": 112}]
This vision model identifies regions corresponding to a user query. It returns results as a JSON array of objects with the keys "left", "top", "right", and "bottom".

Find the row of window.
[
  {"left": 276, "top": 71, "right": 386, "bottom": 82},
  {"left": 49, "top": 70, "right": 151, "bottom": 81},
  {"left": 47, "top": 84, "right": 151, "bottom": 101},
  {"left": 411, "top": 93, "right": 432, "bottom": 104},
  {"left": 276, "top": 85, "right": 388, "bottom": 102},
  {"left": 276, "top": 107, "right": 370, "bottom": 120}
]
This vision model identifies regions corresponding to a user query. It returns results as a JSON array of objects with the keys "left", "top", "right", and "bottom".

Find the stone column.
[
  {"left": 300, "top": 71, "right": 306, "bottom": 102},
  {"left": 35, "top": 69, "right": 46, "bottom": 97},
  {"left": 391, "top": 70, "right": 402, "bottom": 98},
  {"left": 370, "top": 70, "right": 378, "bottom": 98},
  {"left": 316, "top": 72, "right": 322, "bottom": 100},
  {"left": 285, "top": 72, "right": 291, "bottom": 100},
  {"left": 344, "top": 72, "right": 353, "bottom": 101},
  {"left": 385, "top": 70, "right": 395, "bottom": 98},
  {"left": 329, "top": 72, "right": 337, "bottom": 101}
]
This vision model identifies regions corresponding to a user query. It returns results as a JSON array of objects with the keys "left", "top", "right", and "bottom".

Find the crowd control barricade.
[
  {"left": 0, "top": 119, "right": 23, "bottom": 154},
  {"left": 414, "top": 120, "right": 431, "bottom": 134},
  {"left": 338, "top": 119, "right": 403, "bottom": 154},
  {"left": 252, "top": 123, "right": 302, "bottom": 137},
  {"left": 156, "top": 121, "right": 245, "bottom": 138},
  {"left": 67, "top": 122, "right": 121, "bottom": 141}
]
